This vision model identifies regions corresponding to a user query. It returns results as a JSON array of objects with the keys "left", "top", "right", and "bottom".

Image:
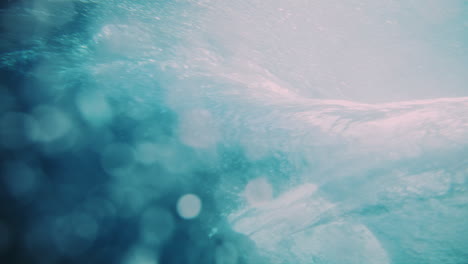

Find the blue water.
[{"left": 1, "top": 0, "right": 468, "bottom": 263}]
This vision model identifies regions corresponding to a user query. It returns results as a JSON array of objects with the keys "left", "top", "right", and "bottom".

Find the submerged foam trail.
[
  {"left": 158, "top": 53, "right": 468, "bottom": 262},
  {"left": 218, "top": 92, "right": 468, "bottom": 263}
]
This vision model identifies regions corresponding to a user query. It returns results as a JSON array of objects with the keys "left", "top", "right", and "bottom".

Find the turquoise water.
[{"left": 1, "top": 0, "right": 468, "bottom": 263}]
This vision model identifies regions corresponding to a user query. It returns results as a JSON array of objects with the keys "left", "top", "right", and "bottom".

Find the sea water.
[{"left": 1, "top": 0, "right": 467, "bottom": 263}]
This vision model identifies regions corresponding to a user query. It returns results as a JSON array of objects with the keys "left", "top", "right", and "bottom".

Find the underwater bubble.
[
  {"left": 28, "top": 105, "right": 72, "bottom": 143},
  {"left": 113, "top": 186, "right": 152, "bottom": 218},
  {"left": 132, "top": 139, "right": 195, "bottom": 174},
  {"left": 244, "top": 177, "right": 273, "bottom": 206},
  {"left": 140, "top": 207, "right": 174, "bottom": 245},
  {"left": 134, "top": 141, "right": 160, "bottom": 165},
  {"left": 53, "top": 212, "right": 99, "bottom": 256},
  {"left": 100, "top": 143, "right": 135, "bottom": 176},
  {"left": 124, "top": 246, "right": 158, "bottom": 264},
  {"left": 83, "top": 197, "right": 116, "bottom": 223},
  {"left": 76, "top": 90, "right": 113, "bottom": 127},
  {"left": 177, "top": 194, "right": 202, "bottom": 220},
  {"left": 290, "top": 221, "right": 390, "bottom": 264},
  {"left": 73, "top": 213, "right": 99, "bottom": 241}
]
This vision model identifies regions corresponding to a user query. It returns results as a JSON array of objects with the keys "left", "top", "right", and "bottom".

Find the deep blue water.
[{"left": 0, "top": 1, "right": 468, "bottom": 263}]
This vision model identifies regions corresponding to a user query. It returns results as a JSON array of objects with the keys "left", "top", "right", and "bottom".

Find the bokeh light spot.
[
  {"left": 134, "top": 141, "right": 159, "bottom": 165},
  {"left": 140, "top": 207, "right": 174, "bottom": 245},
  {"left": 100, "top": 143, "right": 135, "bottom": 176},
  {"left": 53, "top": 212, "right": 99, "bottom": 256},
  {"left": 176, "top": 194, "right": 202, "bottom": 219},
  {"left": 76, "top": 90, "right": 113, "bottom": 126},
  {"left": 124, "top": 246, "right": 158, "bottom": 264},
  {"left": 244, "top": 178, "right": 273, "bottom": 207},
  {"left": 29, "top": 105, "right": 72, "bottom": 143}
]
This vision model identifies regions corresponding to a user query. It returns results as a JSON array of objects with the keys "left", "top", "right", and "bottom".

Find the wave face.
[{"left": 1, "top": 0, "right": 468, "bottom": 264}]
